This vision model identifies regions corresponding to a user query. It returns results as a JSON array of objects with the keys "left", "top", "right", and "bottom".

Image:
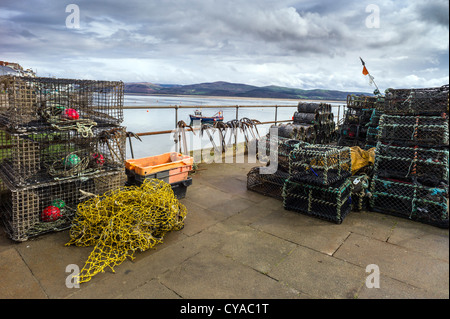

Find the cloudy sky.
[{"left": 1, "top": 0, "right": 448, "bottom": 92}]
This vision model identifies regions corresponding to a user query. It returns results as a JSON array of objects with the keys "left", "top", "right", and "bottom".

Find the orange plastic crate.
[{"left": 125, "top": 152, "right": 194, "bottom": 176}]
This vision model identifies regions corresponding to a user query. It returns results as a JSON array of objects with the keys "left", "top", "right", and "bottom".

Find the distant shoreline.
[{"left": 124, "top": 92, "right": 345, "bottom": 104}]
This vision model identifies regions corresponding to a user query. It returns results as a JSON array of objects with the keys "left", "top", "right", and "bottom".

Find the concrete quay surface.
[{"left": 0, "top": 161, "right": 448, "bottom": 299}]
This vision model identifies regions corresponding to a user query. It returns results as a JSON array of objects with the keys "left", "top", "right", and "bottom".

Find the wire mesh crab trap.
[
  {"left": 0, "top": 126, "right": 126, "bottom": 186},
  {"left": 247, "top": 166, "right": 289, "bottom": 200},
  {"left": 0, "top": 170, "right": 127, "bottom": 241},
  {"left": 0, "top": 75, "right": 124, "bottom": 131},
  {"left": 369, "top": 176, "right": 449, "bottom": 228},
  {"left": 383, "top": 85, "right": 449, "bottom": 115},
  {"left": 257, "top": 135, "right": 308, "bottom": 172},
  {"left": 346, "top": 95, "right": 379, "bottom": 110},
  {"left": 374, "top": 143, "right": 449, "bottom": 187},
  {"left": 282, "top": 178, "right": 352, "bottom": 224},
  {"left": 377, "top": 115, "right": 449, "bottom": 147},
  {"left": 289, "top": 144, "right": 352, "bottom": 186}
]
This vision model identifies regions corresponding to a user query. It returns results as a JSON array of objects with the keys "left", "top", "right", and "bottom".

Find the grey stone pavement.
[{"left": 0, "top": 160, "right": 448, "bottom": 299}]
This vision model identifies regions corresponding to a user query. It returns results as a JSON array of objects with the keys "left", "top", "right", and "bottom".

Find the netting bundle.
[
  {"left": 66, "top": 178, "right": 187, "bottom": 283},
  {"left": 377, "top": 115, "right": 449, "bottom": 147}
]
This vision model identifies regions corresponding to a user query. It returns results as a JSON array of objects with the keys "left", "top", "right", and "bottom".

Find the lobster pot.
[
  {"left": 347, "top": 95, "right": 378, "bottom": 110},
  {"left": 289, "top": 144, "right": 352, "bottom": 186},
  {"left": 370, "top": 176, "right": 449, "bottom": 228},
  {"left": 282, "top": 178, "right": 352, "bottom": 224},
  {"left": 374, "top": 143, "right": 449, "bottom": 187},
  {"left": 0, "top": 75, "right": 124, "bottom": 131},
  {"left": 364, "top": 110, "right": 384, "bottom": 150},
  {"left": 297, "top": 102, "right": 331, "bottom": 114},
  {"left": 377, "top": 115, "right": 449, "bottom": 147},
  {"left": 247, "top": 167, "right": 289, "bottom": 200},
  {"left": 383, "top": 85, "right": 449, "bottom": 115},
  {"left": 0, "top": 126, "right": 126, "bottom": 186},
  {"left": 0, "top": 170, "right": 127, "bottom": 241},
  {"left": 349, "top": 175, "right": 370, "bottom": 212},
  {"left": 258, "top": 135, "right": 307, "bottom": 172}
]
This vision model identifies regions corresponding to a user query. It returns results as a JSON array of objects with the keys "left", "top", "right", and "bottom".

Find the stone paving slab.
[{"left": 333, "top": 233, "right": 449, "bottom": 298}]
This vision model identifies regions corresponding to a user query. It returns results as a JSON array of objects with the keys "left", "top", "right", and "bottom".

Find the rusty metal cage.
[
  {"left": 0, "top": 170, "right": 127, "bottom": 241},
  {"left": 0, "top": 75, "right": 124, "bottom": 131},
  {"left": 0, "top": 126, "right": 126, "bottom": 186}
]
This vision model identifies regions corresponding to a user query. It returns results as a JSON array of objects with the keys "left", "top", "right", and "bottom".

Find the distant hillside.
[{"left": 124, "top": 81, "right": 371, "bottom": 101}]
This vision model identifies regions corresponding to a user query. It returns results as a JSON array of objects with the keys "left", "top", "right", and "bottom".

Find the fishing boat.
[{"left": 189, "top": 109, "right": 224, "bottom": 124}]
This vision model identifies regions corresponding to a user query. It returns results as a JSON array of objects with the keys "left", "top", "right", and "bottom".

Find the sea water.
[{"left": 123, "top": 94, "right": 345, "bottom": 159}]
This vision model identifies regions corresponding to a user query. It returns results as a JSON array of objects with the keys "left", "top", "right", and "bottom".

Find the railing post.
[
  {"left": 175, "top": 105, "right": 179, "bottom": 128},
  {"left": 235, "top": 105, "right": 239, "bottom": 148},
  {"left": 275, "top": 105, "right": 278, "bottom": 125}
]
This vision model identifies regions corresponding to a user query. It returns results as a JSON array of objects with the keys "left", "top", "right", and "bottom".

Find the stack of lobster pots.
[
  {"left": 0, "top": 75, "right": 127, "bottom": 241},
  {"left": 274, "top": 102, "right": 337, "bottom": 144},
  {"left": 338, "top": 95, "right": 380, "bottom": 148},
  {"left": 369, "top": 84, "right": 449, "bottom": 228}
]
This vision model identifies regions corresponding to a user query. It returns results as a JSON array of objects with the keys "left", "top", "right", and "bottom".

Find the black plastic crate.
[
  {"left": 289, "top": 144, "right": 352, "bottom": 186},
  {"left": 0, "top": 170, "right": 126, "bottom": 241},
  {"left": 369, "top": 176, "right": 449, "bottom": 228},
  {"left": 0, "top": 126, "right": 126, "bottom": 186},
  {"left": 282, "top": 178, "right": 352, "bottom": 224},
  {"left": 247, "top": 167, "right": 289, "bottom": 200},
  {"left": 374, "top": 143, "right": 449, "bottom": 187},
  {"left": 0, "top": 75, "right": 124, "bottom": 131}
]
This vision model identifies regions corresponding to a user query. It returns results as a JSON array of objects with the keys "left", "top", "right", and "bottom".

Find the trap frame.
[
  {"left": 289, "top": 144, "right": 352, "bottom": 186},
  {"left": 369, "top": 176, "right": 449, "bottom": 229},
  {"left": 282, "top": 177, "right": 352, "bottom": 224},
  {"left": 247, "top": 167, "right": 289, "bottom": 200},
  {"left": 374, "top": 143, "right": 449, "bottom": 187},
  {"left": 0, "top": 75, "right": 124, "bottom": 131},
  {"left": 0, "top": 170, "right": 127, "bottom": 241},
  {"left": 0, "top": 126, "right": 126, "bottom": 186}
]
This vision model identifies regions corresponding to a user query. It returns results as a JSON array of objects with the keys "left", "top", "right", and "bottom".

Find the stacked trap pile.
[
  {"left": 364, "top": 109, "right": 384, "bottom": 150},
  {"left": 370, "top": 84, "right": 449, "bottom": 228},
  {"left": 0, "top": 75, "right": 126, "bottom": 241},
  {"left": 247, "top": 135, "right": 304, "bottom": 200},
  {"left": 283, "top": 144, "right": 353, "bottom": 224},
  {"left": 338, "top": 95, "right": 380, "bottom": 148},
  {"left": 273, "top": 102, "right": 337, "bottom": 144}
]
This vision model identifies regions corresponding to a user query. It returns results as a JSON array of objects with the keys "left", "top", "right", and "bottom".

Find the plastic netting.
[
  {"left": 369, "top": 176, "right": 449, "bottom": 228},
  {"left": 0, "top": 75, "right": 123, "bottom": 131},
  {"left": 383, "top": 85, "right": 449, "bottom": 115},
  {"left": 282, "top": 178, "right": 352, "bottom": 224},
  {"left": 66, "top": 178, "right": 187, "bottom": 284},
  {"left": 247, "top": 166, "right": 289, "bottom": 200},
  {"left": 0, "top": 170, "right": 126, "bottom": 241},
  {"left": 349, "top": 175, "right": 370, "bottom": 212},
  {"left": 289, "top": 144, "right": 352, "bottom": 186},
  {"left": 377, "top": 115, "right": 449, "bottom": 147},
  {"left": 374, "top": 143, "right": 449, "bottom": 187},
  {"left": 0, "top": 127, "right": 126, "bottom": 186}
]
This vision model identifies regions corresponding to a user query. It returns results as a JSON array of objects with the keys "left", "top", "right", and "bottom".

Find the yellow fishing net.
[{"left": 66, "top": 179, "right": 187, "bottom": 284}]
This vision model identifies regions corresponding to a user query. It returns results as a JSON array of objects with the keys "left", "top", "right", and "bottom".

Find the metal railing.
[{"left": 123, "top": 104, "right": 346, "bottom": 137}]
